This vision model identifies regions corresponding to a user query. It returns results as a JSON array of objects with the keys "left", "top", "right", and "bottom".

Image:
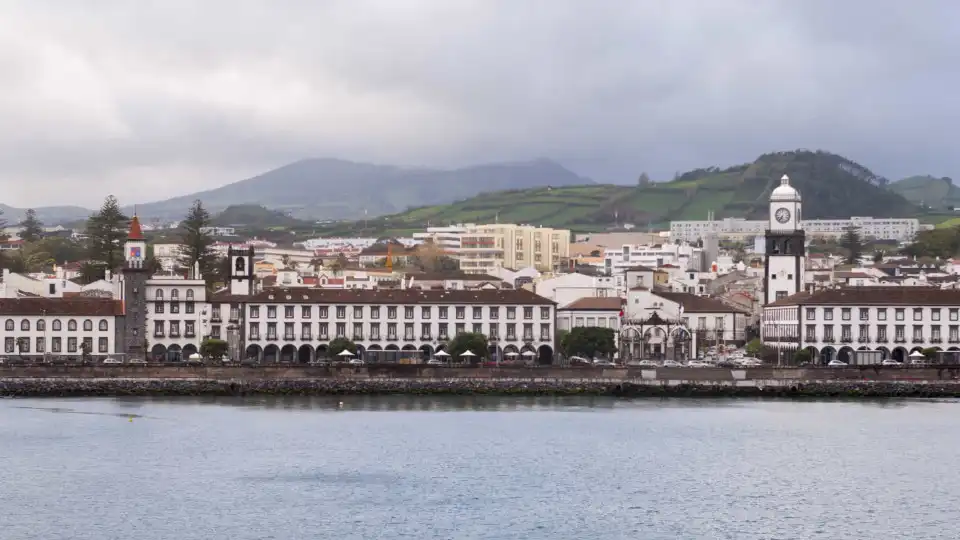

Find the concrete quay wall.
[
  {"left": 1, "top": 364, "right": 959, "bottom": 382},
  {"left": 3, "top": 364, "right": 960, "bottom": 397}
]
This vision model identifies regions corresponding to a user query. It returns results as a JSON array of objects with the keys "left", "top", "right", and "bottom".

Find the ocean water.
[{"left": 0, "top": 395, "right": 957, "bottom": 539}]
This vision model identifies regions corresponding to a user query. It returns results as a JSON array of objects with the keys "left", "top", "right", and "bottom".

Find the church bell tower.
[
  {"left": 764, "top": 174, "right": 805, "bottom": 304},
  {"left": 229, "top": 246, "right": 255, "bottom": 296}
]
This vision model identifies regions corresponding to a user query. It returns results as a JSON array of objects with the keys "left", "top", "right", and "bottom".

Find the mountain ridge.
[{"left": 0, "top": 157, "right": 592, "bottom": 225}]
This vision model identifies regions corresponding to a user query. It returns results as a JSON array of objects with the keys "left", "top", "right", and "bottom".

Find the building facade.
[
  {"left": 0, "top": 297, "right": 123, "bottom": 360},
  {"left": 416, "top": 223, "right": 571, "bottom": 274},
  {"left": 671, "top": 216, "right": 921, "bottom": 243},
  {"left": 210, "top": 286, "right": 558, "bottom": 364},
  {"left": 763, "top": 287, "right": 960, "bottom": 364}
]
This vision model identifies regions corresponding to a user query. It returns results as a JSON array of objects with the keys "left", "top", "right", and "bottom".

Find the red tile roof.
[
  {"left": 653, "top": 291, "right": 748, "bottom": 313},
  {"left": 560, "top": 297, "right": 623, "bottom": 311},
  {"left": 128, "top": 215, "right": 144, "bottom": 240},
  {"left": 0, "top": 297, "right": 123, "bottom": 316},
  {"left": 767, "top": 286, "right": 960, "bottom": 307},
  {"left": 210, "top": 287, "right": 555, "bottom": 305}
]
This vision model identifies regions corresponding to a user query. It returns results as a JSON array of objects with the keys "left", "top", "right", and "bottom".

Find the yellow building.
[
  {"left": 417, "top": 223, "right": 571, "bottom": 275},
  {"left": 468, "top": 224, "right": 570, "bottom": 273}
]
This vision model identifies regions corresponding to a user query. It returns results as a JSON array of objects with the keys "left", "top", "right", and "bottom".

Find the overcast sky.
[{"left": 2, "top": 0, "right": 958, "bottom": 208}]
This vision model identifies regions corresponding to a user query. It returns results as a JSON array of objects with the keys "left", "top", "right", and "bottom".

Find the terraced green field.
[{"left": 312, "top": 151, "right": 927, "bottom": 236}]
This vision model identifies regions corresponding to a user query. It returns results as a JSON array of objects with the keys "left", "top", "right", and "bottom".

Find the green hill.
[
  {"left": 211, "top": 204, "right": 309, "bottom": 229},
  {"left": 330, "top": 150, "right": 919, "bottom": 235},
  {"left": 889, "top": 175, "right": 960, "bottom": 209}
]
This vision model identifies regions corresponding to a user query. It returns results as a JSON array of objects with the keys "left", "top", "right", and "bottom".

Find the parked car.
[
  {"left": 662, "top": 360, "right": 682, "bottom": 367},
  {"left": 593, "top": 360, "right": 617, "bottom": 367},
  {"left": 828, "top": 360, "right": 848, "bottom": 367},
  {"left": 348, "top": 358, "right": 364, "bottom": 365},
  {"left": 881, "top": 359, "right": 903, "bottom": 367}
]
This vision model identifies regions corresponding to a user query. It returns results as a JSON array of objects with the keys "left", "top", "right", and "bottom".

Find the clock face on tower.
[{"left": 775, "top": 208, "right": 791, "bottom": 224}]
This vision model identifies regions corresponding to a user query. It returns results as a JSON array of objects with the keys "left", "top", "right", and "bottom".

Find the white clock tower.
[{"left": 764, "top": 174, "right": 805, "bottom": 304}]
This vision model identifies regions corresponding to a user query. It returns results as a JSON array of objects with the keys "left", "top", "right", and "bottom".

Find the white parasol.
[
  {"left": 434, "top": 350, "right": 450, "bottom": 357},
  {"left": 337, "top": 349, "right": 355, "bottom": 357},
  {"left": 521, "top": 350, "right": 536, "bottom": 357},
  {"left": 459, "top": 350, "right": 476, "bottom": 357}
]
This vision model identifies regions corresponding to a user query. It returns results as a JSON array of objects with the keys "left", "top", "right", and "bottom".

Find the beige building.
[
  {"left": 420, "top": 223, "right": 571, "bottom": 275},
  {"left": 472, "top": 224, "right": 570, "bottom": 272}
]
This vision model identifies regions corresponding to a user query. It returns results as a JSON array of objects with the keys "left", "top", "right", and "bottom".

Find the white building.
[
  {"left": 598, "top": 243, "right": 700, "bottom": 276},
  {"left": 0, "top": 297, "right": 122, "bottom": 360},
  {"left": 199, "top": 226, "right": 237, "bottom": 237},
  {"left": 210, "top": 269, "right": 558, "bottom": 364},
  {"left": 143, "top": 275, "right": 209, "bottom": 361},
  {"left": 557, "top": 297, "right": 623, "bottom": 350},
  {"left": 619, "top": 287, "right": 749, "bottom": 360},
  {"left": 533, "top": 273, "right": 620, "bottom": 306},
  {"left": 762, "top": 287, "right": 960, "bottom": 365},
  {"left": 671, "top": 216, "right": 921, "bottom": 243}
]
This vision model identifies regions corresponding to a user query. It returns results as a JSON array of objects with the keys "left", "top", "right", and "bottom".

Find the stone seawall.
[
  {"left": 5, "top": 377, "right": 960, "bottom": 398},
  {"left": 5, "top": 364, "right": 960, "bottom": 381}
]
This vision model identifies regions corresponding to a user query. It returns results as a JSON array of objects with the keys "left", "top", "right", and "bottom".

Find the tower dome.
[{"left": 770, "top": 174, "right": 800, "bottom": 201}]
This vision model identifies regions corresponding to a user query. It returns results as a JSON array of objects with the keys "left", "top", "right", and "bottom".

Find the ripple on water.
[{"left": 0, "top": 397, "right": 956, "bottom": 539}]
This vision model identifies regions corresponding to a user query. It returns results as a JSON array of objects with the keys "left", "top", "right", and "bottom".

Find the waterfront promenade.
[{"left": 3, "top": 364, "right": 960, "bottom": 397}]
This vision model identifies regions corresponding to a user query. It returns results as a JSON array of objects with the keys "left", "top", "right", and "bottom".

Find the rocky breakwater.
[{"left": 5, "top": 377, "right": 960, "bottom": 398}]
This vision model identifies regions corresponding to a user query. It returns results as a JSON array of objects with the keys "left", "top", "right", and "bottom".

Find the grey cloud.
[{"left": 1, "top": 0, "right": 958, "bottom": 207}]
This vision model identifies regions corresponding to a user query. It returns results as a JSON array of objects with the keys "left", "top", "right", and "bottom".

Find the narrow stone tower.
[{"left": 121, "top": 215, "right": 151, "bottom": 360}]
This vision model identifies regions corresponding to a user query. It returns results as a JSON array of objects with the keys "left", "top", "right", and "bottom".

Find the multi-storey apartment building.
[
  {"left": 0, "top": 297, "right": 123, "bottom": 360},
  {"left": 210, "top": 257, "right": 557, "bottom": 364},
  {"left": 671, "top": 216, "right": 921, "bottom": 243},
  {"left": 416, "top": 223, "right": 571, "bottom": 274},
  {"left": 599, "top": 243, "right": 700, "bottom": 276},
  {"left": 762, "top": 287, "right": 960, "bottom": 364}
]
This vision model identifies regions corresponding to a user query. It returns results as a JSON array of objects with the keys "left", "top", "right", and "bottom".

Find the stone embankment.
[{"left": 5, "top": 377, "right": 960, "bottom": 398}]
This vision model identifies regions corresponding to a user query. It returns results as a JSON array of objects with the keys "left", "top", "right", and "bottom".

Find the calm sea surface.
[{"left": 0, "top": 395, "right": 958, "bottom": 539}]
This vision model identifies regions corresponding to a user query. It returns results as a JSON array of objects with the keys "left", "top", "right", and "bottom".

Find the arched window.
[
  {"left": 52, "top": 319, "right": 62, "bottom": 331},
  {"left": 171, "top": 289, "right": 179, "bottom": 299},
  {"left": 98, "top": 319, "right": 109, "bottom": 331},
  {"left": 186, "top": 289, "right": 194, "bottom": 300},
  {"left": 155, "top": 290, "right": 164, "bottom": 300},
  {"left": 20, "top": 319, "right": 30, "bottom": 331},
  {"left": 37, "top": 320, "right": 45, "bottom": 331},
  {"left": 83, "top": 319, "right": 93, "bottom": 331},
  {"left": 235, "top": 257, "right": 246, "bottom": 273},
  {"left": 4, "top": 319, "right": 12, "bottom": 331},
  {"left": 68, "top": 319, "right": 77, "bottom": 331}
]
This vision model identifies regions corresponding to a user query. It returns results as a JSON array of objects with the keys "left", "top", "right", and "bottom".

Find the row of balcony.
[{"left": 153, "top": 332, "right": 196, "bottom": 338}]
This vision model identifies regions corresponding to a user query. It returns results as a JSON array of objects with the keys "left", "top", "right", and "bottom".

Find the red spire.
[{"left": 128, "top": 215, "right": 144, "bottom": 240}]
